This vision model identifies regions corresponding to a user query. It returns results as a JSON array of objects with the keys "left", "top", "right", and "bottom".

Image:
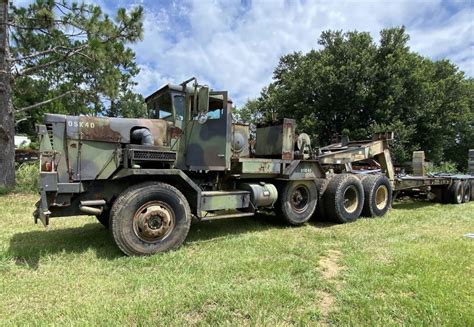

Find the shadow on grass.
[
  {"left": 187, "top": 212, "right": 338, "bottom": 244},
  {"left": 8, "top": 211, "right": 339, "bottom": 269},
  {"left": 8, "top": 223, "right": 122, "bottom": 269},
  {"left": 392, "top": 200, "right": 437, "bottom": 210},
  {"left": 186, "top": 213, "right": 286, "bottom": 243},
  {"left": 8, "top": 213, "right": 289, "bottom": 269}
]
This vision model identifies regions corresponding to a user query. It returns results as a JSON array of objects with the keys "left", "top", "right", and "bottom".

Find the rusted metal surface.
[
  {"left": 255, "top": 118, "right": 295, "bottom": 160},
  {"left": 133, "top": 201, "right": 176, "bottom": 242},
  {"left": 64, "top": 115, "right": 169, "bottom": 146}
]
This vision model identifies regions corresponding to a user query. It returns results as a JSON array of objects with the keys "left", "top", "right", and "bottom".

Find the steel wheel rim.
[
  {"left": 456, "top": 187, "right": 463, "bottom": 203},
  {"left": 343, "top": 185, "right": 359, "bottom": 214},
  {"left": 464, "top": 185, "right": 470, "bottom": 201},
  {"left": 375, "top": 185, "right": 389, "bottom": 210},
  {"left": 291, "top": 185, "right": 310, "bottom": 213},
  {"left": 133, "top": 201, "right": 175, "bottom": 243}
]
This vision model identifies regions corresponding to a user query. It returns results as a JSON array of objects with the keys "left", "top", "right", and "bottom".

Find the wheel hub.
[
  {"left": 375, "top": 185, "right": 388, "bottom": 210},
  {"left": 291, "top": 186, "right": 309, "bottom": 213},
  {"left": 134, "top": 202, "right": 175, "bottom": 242},
  {"left": 343, "top": 186, "right": 359, "bottom": 214}
]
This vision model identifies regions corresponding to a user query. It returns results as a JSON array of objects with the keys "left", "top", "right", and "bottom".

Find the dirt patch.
[
  {"left": 317, "top": 249, "right": 344, "bottom": 325},
  {"left": 318, "top": 249, "right": 342, "bottom": 280},
  {"left": 318, "top": 290, "right": 335, "bottom": 317}
]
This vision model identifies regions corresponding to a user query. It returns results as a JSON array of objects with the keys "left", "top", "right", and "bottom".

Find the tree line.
[
  {"left": 0, "top": 0, "right": 146, "bottom": 188},
  {"left": 238, "top": 27, "right": 473, "bottom": 170}
]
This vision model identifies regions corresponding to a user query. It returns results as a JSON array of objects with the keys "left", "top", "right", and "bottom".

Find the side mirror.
[{"left": 198, "top": 86, "right": 209, "bottom": 115}]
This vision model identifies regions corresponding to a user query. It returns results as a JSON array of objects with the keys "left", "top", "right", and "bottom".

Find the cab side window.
[
  {"left": 190, "top": 95, "right": 224, "bottom": 120},
  {"left": 173, "top": 95, "right": 185, "bottom": 121},
  {"left": 149, "top": 94, "right": 173, "bottom": 121}
]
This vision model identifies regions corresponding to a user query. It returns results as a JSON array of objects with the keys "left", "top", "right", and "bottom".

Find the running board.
[{"left": 200, "top": 212, "right": 254, "bottom": 221}]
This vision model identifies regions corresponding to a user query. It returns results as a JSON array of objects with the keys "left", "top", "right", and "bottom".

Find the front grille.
[{"left": 131, "top": 150, "right": 176, "bottom": 162}]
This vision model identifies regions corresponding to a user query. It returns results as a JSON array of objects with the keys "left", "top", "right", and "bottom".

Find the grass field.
[{"left": 0, "top": 194, "right": 473, "bottom": 326}]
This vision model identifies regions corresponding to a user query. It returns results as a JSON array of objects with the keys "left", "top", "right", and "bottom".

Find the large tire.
[
  {"left": 276, "top": 180, "right": 318, "bottom": 226},
  {"left": 312, "top": 179, "right": 327, "bottom": 220},
  {"left": 323, "top": 174, "right": 364, "bottom": 223},
  {"left": 462, "top": 181, "right": 471, "bottom": 203},
  {"left": 361, "top": 175, "right": 392, "bottom": 217},
  {"left": 110, "top": 182, "right": 191, "bottom": 256},
  {"left": 471, "top": 181, "right": 474, "bottom": 201},
  {"left": 445, "top": 181, "right": 464, "bottom": 204},
  {"left": 96, "top": 209, "right": 110, "bottom": 229}
]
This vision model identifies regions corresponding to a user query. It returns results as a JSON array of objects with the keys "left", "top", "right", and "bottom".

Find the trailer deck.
[{"left": 316, "top": 134, "right": 473, "bottom": 202}]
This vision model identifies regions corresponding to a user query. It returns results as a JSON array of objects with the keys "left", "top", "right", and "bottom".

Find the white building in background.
[{"left": 14, "top": 135, "right": 31, "bottom": 148}]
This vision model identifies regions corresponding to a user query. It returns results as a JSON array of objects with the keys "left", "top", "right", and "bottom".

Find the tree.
[
  {"left": 0, "top": 0, "right": 14, "bottom": 188},
  {"left": 0, "top": 0, "right": 144, "bottom": 188},
  {"left": 241, "top": 27, "right": 472, "bottom": 170}
]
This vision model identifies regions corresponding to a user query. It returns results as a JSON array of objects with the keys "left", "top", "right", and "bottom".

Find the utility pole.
[{"left": 0, "top": 0, "right": 15, "bottom": 188}]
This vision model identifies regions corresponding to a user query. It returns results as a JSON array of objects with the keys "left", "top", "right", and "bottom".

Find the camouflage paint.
[
  {"left": 184, "top": 91, "right": 232, "bottom": 171},
  {"left": 65, "top": 115, "right": 170, "bottom": 147}
]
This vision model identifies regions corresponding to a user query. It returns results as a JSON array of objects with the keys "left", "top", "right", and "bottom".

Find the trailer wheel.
[
  {"left": 361, "top": 175, "right": 392, "bottom": 217},
  {"left": 277, "top": 181, "right": 318, "bottom": 225},
  {"left": 445, "top": 181, "right": 464, "bottom": 204},
  {"left": 110, "top": 182, "right": 191, "bottom": 256},
  {"left": 95, "top": 210, "right": 110, "bottom": 229},
  {"left": 324, "top": 174, "right": 364, "bottom": 223},
  {"left": 462, "top": 181, "right": 471, "bottom": 203},
  {"left": 471, "top": 181, "right": 474, "bottom": 201}
]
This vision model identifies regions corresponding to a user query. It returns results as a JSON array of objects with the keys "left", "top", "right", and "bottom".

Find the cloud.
[
  {"left": 13, "top": 0, "right": 473, "bottom": 105},
  {"left": 130, "top": 0, "right": 472, "bottom": 106}
]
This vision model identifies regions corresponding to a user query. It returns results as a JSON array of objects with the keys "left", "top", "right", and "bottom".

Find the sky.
[{"left": 15, "top": 0, "right": 474, "bottom": 107}]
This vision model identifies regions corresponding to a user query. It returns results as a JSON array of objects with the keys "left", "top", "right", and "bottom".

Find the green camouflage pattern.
[
  {"left": 255, "top": 118, "right": 295, "bottom": 160},
  {"left": 36, "top": 79, "right": 328, "bottom": 224}
]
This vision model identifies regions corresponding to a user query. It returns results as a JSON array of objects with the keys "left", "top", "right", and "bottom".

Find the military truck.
[{"left": 33, "top": 78, "right": 469, "bottom": 256}]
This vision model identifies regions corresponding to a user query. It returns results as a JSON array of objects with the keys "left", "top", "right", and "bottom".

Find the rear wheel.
[
  {"left": 276, "top": 180, "right": 318, "bottom": 226},
  {"left": 361, "top": 175, "right": 392, "bottom": 217},
  {"left": 462, "top": 181, "right": 471, "bottom": 203},
  {"left": 445, "top": 181, "right": 463, "bottom": 204},
  {"left": 323, "top": 174, "right": 364, "bottom": 223},
  {"left": 110, "top": 182, "right": 191, "bottom": 256}
]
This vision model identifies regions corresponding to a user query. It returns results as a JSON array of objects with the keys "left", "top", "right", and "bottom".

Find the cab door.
[{"left": 185, "top": 91, "right": 231, "bottom": 170}]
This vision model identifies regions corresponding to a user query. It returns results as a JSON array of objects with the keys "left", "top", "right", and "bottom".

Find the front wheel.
[{"left": 110, "top": 182, "right": 191, "bottom": 256}]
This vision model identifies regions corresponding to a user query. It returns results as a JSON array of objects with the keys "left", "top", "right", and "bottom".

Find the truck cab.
[{"left": 145, "top": 82, "right": 231, "bottom": 171}]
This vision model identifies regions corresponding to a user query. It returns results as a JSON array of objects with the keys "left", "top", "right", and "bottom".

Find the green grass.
[{"left": 0, "top": 195, "right": 473, "bottom": 326}]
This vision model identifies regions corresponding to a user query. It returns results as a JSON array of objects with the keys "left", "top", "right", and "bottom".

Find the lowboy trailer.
[{"left": 317, "top": 134, "right": 473, "bottom": 205}]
